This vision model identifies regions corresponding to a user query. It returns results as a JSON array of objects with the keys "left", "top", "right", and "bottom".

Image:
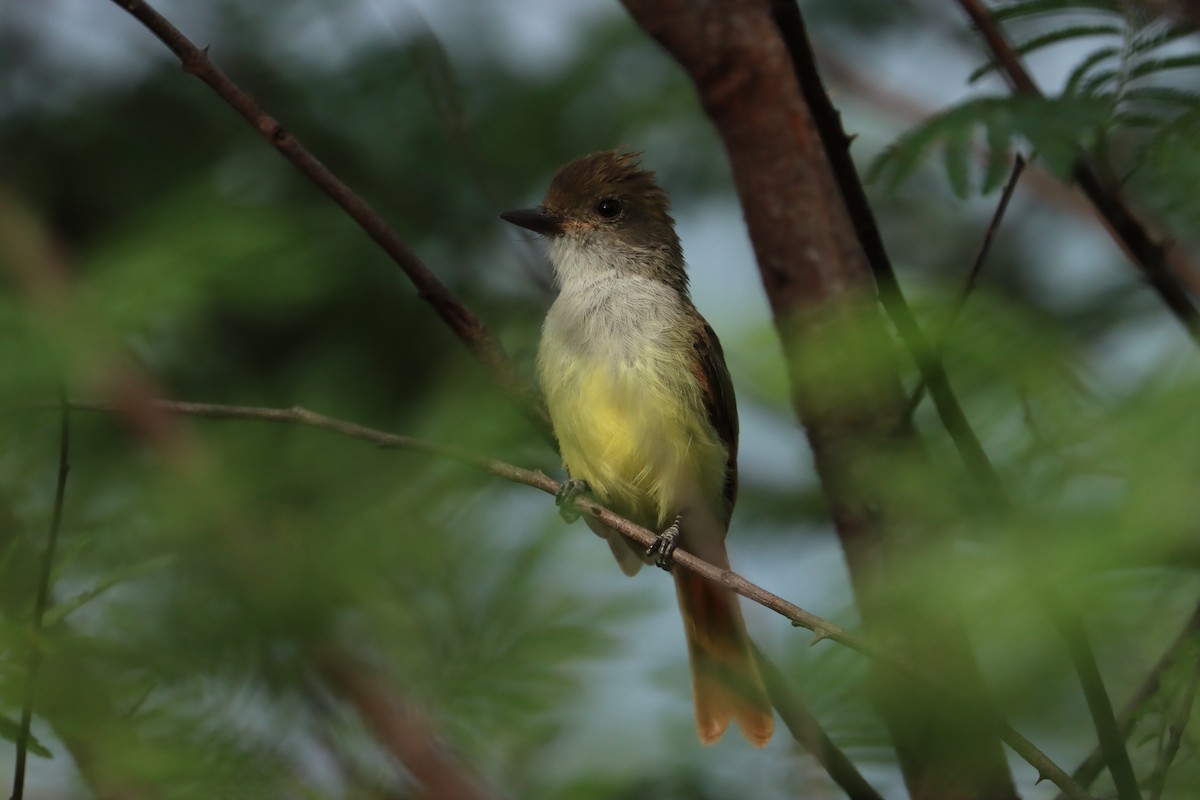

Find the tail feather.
[{"left": 674, "top": 569, "right": 774, "bottom": 747}]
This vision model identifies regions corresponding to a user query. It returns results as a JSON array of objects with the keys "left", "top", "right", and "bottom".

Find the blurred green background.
[{"left": 2, "top": 1, "right": 1200, "bottom": 798}]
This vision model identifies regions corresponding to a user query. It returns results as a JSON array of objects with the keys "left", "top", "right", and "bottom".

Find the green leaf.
[
  {"left": 944, "top": 122, "right": 974, "bottom": 198},
  {"left": 991, "top": 0, "right": 1122, "bottom": 22},
  {"left": 1078, "top": 68, "right": 1119, "bottom": 99},
  {"left": 1128, "top": 54, "right": 1200, "bottom": 80},
  {"left": 969, "top": 25, "right": 1121, "bottom": 84},
  {"left": 49, "top": 529, "right": 100, "bottom": 583},
  {"left": 0, "top": 716, "right": 52, "bottom": 759},
  {"left": 1128, "top": 22, "right": 1197, "bottom": 56},
  {"left": 44, "top": 554, "right": 176, "bottom": 628},
  {"left": 1112, "top": 111, "right": 1169, "bottom": 129},
  {"left": 868, "top": 116, "right": 957, "bottom": 193},
  {"left": 1024, "top": 97, "right": 1111, "bottom": 173},
  {"left": 1064, "top": 47, "right": 1120, "bottom": 96},
  {"left": 1121, "top": 86, "right": 1200, "bottom": 109},
  {"left": 870, "top": 95, "right": 1108, "bottom": 194},
  {"left": 982, "top": 123, "right": 1015, "bottom": 193}
]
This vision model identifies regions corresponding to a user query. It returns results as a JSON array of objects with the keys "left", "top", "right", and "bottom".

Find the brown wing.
[{"left": 690, "top": 315, "right": 739, "bottom": 513}]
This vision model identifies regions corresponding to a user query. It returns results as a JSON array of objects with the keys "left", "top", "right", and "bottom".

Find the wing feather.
[{"left": 689, "top": 314, "right": 739, "bottom": 513}]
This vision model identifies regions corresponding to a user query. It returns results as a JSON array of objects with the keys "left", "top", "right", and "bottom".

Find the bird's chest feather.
[{"left": 537, "top": 281, "right": 725, "bottom": 523}]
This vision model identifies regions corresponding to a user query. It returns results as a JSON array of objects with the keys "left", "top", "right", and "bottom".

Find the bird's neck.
[
  {"left": 547, "top": 236, "right": 689, "bottom": 297},
  {"left": 543, "top": 272, "right": 689, "bottom": 364}
]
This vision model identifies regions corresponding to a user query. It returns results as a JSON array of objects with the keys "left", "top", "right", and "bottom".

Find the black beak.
[{"left": 500, "top": 207, "right": 564, "bottom": 236}]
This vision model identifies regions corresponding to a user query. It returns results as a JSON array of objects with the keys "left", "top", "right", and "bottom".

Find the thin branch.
[
  {"left": 954, "top": 0, "right": 1200, "bottom": 345},
  {"left": 93, "top": 5, "right": 1079, "bottom": 793},
  {"left": 769, "top": 0, "right": 1005, "bottom": 509},
  {"left": 772, "top": 6, "right": 1135, "bottom": 792},
  {"left": 403, "top": 12, "right": 555, "bottom": 296},
  {"left": 760, "top": 8, "right": 1106, "bottom": 799},
  {"left": 1059, "top": 602, "right": 1200, "bottom": 798},
  {"left": 314, "top": 649, "right": 500, "bottom": 800},
  {"left": 63, "top": 398, "right": 874, "bottom": 654},
  {"left": 752, "top": 644, "right": 885, "bottom": 800},
  {"left": 105, "top": 0, "right": 550, "bottom": 438},
  {"left": 363, "top": 1, "right": 553, "bottom": 294},
  {"left": 1040, "top": 587, "right": 1144, "bottom": 800},
  {"left": 2, "top": 192, "right": 164, "bottom": 800},
  {"left": 625, "top": 3, "right": 1018, "bottom": 796},
  {"left": 951, "top": 11, "right": 1167, "bottom": 800},
  {"left": 770, "top": 7, "right": 1134, "bottom": 787},
  {"left": 11, "top": 396, "right": 70, "bottom": 800},
  {"left": 903, "top": 154, "right": 1027, "bottom": 420},
  {"left": 91, "top": 9, "right": 1089, "bottom": 794},
  {"left": 67, "top": 397, "right": 1095, "bottom": 800},
  {"left": 814, "top": 43, "right": 1200, "bottom": 305},
  {"left": 944, "top": 153, "right": 1028, "bottom": 336},
  {"left": 1148, "top": 645, "right": 1200, "bottom": 800},
  {"left": 65, "top": 385, "right": 873, "bottom": 798}
]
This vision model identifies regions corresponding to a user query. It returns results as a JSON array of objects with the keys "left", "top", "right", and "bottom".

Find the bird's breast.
[{"left": 537, "top": 283, "right": 726, "bottom": 528}]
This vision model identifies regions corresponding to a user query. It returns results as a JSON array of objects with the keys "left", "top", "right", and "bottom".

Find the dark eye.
[{"left": 596, "top": 198, "right": 624, "bottom": 219}]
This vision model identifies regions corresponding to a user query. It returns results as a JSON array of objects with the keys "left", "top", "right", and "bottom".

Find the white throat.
[{"left": 541, "top": 236, "right": 688, "bottom": 364}]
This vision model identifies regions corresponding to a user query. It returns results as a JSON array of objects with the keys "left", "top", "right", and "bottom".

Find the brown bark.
[
  {"left": 619, "top": 2, "right": 1017, "bottom": 798},
  {"left": 315, "top": 650, "right": 501, "bottom": 800}
]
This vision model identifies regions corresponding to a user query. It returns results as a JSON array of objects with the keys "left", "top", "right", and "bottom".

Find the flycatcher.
[{"left": 501, "top": 150, "right": 773, "bottom": 747}]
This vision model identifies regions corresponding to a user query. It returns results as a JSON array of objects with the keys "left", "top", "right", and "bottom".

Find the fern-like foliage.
[
  {"left": 870, "top": 0, "right": 1200, "bottom": 197},
  {"left": 869, "top": 94, "right": 1111, "bottom": 195}
]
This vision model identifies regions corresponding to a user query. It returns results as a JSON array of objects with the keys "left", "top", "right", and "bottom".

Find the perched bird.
[{"left": 501, "top": 150, "right": 773, "bottom": 747}]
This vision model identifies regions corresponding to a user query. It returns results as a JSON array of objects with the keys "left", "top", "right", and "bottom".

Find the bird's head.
[{"left": 501, "top": 150, "right": 686, "bottom": 291}]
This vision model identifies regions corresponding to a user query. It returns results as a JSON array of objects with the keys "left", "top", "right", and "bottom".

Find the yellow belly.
[{"left": 541, "top": 354, "right": 726, "bottom": 530}]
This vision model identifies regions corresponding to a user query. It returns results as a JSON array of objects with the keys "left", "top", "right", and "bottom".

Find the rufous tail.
[{"left": 674, "top": 569, "right": 774, "bottom": 747}]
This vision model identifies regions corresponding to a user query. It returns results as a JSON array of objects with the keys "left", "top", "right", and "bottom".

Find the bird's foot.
[
  {"left": 646, "top": 516, "right": 682, "bottom": 571},
  {"left": 555, "top": 479, "right": 591, "bottom": 523}
]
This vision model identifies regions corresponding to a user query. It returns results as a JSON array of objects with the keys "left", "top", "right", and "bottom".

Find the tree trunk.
[{"left": 619, "top": 2, "right": 1019, "bottom": 797}]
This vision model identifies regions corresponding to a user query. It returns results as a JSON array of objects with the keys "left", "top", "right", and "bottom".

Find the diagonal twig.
[
  {"left": 1040, "top": 586, "right": 1144, "bottom": 800},
  {"left": 1059, "top": 602, "right": 1200, "bottom": 798},
  {"left": 105, "top": 0, "right": 550, "bottom": 437},
  {"left": 402, "top": 11, "right": 554, "bottom": 295},
  {"left": 91, "top": 2, "right": 1091, "bottom": 794},
  {"left": 770, "top": 7, "right": 1135, "bottom": 795},
  {"left": 953, "top": 11, "right": 1171, "bottom": 800},
  {"left": 765, "top": 11, "right": 1113, "bottom": 799},
  {"left": 955, "top": 0, "right": 1200, "bottom": 345},
  {"left": 1147, "top": 641, "right": 1200, "bottom": 800},
  {"left": 903, "top": 154, "right": 1027, "bottom": 421},
  {"left": 11, "top": 395, "right": 70, "bottom": 800},
  {"left": 67, "top": 397, "right": 1095, "bottom": 800},
  {"left": 752, "top": 644, "right": 885, "bottom": 800},
  {"left": 633, "top": 3, "right": 1017, "bottom": 795},
  {"left": 769, "top": 0, "right": 1006, "bottom": 508},
  {"left": 63, "top": 398, "right": 879, "bottom": 656},
  {"left": 63, "top": 400, "right": 888, "bottom": 792},
  {"left": 85, "top": 5, "right": 875, "bottom": 789}
]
